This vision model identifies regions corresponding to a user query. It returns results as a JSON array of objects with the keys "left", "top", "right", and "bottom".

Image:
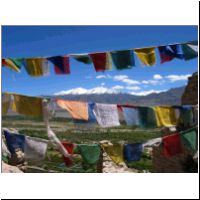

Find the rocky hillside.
[{"left": 182, "top": 72, "right": 198, "bottom": 105}]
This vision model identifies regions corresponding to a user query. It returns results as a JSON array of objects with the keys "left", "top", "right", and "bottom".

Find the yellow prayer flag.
[
  {"left": 56, "top": 99, "right": 88, "bottom": 120},
  {"left": 153, "top": 106, "right": 178, "bottom": 127},
  {"left": 25, "top": 58, "right": 47, "bottom": 77},
  {"left": 12, "top": 94, "right": 43, "bottom": 117},
  {"left": 101, "top": 143, "right": 124, "bottom": 165},
  {"left": 134, "top": 47, "right": 156, "bottom": 66}
]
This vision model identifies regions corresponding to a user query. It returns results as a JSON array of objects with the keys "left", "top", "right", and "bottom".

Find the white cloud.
[
  {"left": 96, "top": 75, "right": 108, "bottom": 79},
  {"left": 142, "top": 80, "right": 160, "bottom": 85},
  {"left": 113, "top": 75, "right": 129, "bottom": 81},
  {"left": 165, "top": 74, "right": 191, "bottom": 82},
  {"left": 122, "top": 79, "right": 140, "bottom": 85},
  {"left": 111, "top": 85, "right": 124, "bottom": 90},
  {"left": 131, "top": 89, "right": 166, "bottom": 96},
  {"left": 153, "top": 74, "right": 163, "bottom": 80},
  {"left": 126, "top": 86, "right": 141, "bottom": 91},
  {"left": 113, "top": 75, "right": 140, "bottom": 85},
  {"left": 101, "top": 82, "right": 105, "bottom": 86},
  {"left": 142, "top": 80, "right": 149, "bottom": 84}
]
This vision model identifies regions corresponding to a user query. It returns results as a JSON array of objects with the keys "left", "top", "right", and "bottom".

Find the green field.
[{"left": 2, "top": 116, "right": 162, "bottom": 173}]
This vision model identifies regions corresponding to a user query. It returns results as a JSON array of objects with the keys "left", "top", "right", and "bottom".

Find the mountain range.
[{"left": 49, "top": 86, "right": 186, "bottom": 106}]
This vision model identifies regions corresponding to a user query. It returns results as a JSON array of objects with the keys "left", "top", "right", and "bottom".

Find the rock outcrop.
[{"left": 182, "top": 72, "right": 198, "bottom": 105}]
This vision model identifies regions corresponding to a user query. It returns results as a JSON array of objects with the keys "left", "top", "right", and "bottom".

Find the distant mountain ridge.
[{"left": 47, "top": 86, "right": 186, "bottom": 106}]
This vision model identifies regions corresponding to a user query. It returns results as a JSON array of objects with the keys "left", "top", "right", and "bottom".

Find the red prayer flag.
[
  {"left": 163, "top": 133, "right": 183, "bottom": 157},
  {"left": 89, "top": 52, "right": 108, "bottom": 72},
  {"left": 55, "top": 56, "right": 70, "bottom": 74},
  {"left": 62, "top": 142, "right": 75, "bottom": 167},
  {"left": 2, "top": 59, "right": 6, "bottom": 66}
]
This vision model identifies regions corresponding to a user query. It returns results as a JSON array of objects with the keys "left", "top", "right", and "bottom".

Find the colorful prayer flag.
[
  {"left": 48, "top": 56, "right": 70, "bottom": 74},
  {"left": 12, "top": 94, "right": 43, "bottom": 117},
  {"left": 163, "top": 133, "right": 182, "bottom": 157},
  {"left": 62, "top": 142, "right": 75, "bottom": 167},
  {"left": 111, "top": 50, "right": 135, "bottom": 70},
  {"left": 182, "top": 41, "right": 198, "bottom": 60},
  {"left": 2, "top": 58, "right": 24, "bottom": 72},
  {"left": 25, "top": 58, "right": 49, "bottom": 77},
  {"left": 181, "top": 128, "right": 197, "bottom": 153},
  {"left": 56, "top": 99, "right": 89, "bottom": 120},
  {"left": 93, "top": 103, "right": 120, "bottom": 128},
  {"left": 122, "top": 107, "right": 140, "bottom": 126},
  {"left": 89, "top": 52, "right": 112, "bottom": 72},
  {"left": 158, "top": 44, "right": 184, "bottom": 64},
  {"left": 134, "top": 47, "right": 156, "bottom": 66},
  {"left": 75, "top": 144, "right": 101, "bottom": 165},
  {"left": 124, "top": 143, "right": 143, "bottom": 162},
  {"left": 138, "top": 106, "right": 157, "bottom": 128},
  {"left": 102, "top": 143, "right": 124, "bottom": 165},
  {"left": 3, "top": 130, "right": 25, "bottom": 154},
  {"left": 154, "top": 106, "right": 177, "bottom": 127},
  {"left": 72, "top": 54, "right": 92, "bottom": 64}
]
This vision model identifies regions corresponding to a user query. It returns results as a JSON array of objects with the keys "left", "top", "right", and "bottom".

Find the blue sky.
[{"left": 2, "top": 26, "right": 198, "bottom": 96}]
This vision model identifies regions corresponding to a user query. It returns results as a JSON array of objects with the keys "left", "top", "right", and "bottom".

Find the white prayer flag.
[
  {"left": 93, "top": 103, "right": 120, "bottom": 128},
  {"left": 24, "top": 136, "right": 48, "bottom": 161}
]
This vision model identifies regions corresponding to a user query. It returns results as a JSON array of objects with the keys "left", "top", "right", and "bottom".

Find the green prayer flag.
[
  {"left": 138, "top": 107, "right": 157, "bottom": 128},
  {"left": 182, "top": 41, "right": 198, "bottom": 60},
  {"left": 181, "top": 129, "right": 197, "bottom": 153},
  {"left": 111, "top": 50, "right": 135, "bottom": 70},
  {"left": 76, "top": 144, "right": 101, "bottom": 165},
  {"left": 10, "top": 58, "right": 24, "bottom": 70},
  {"left": 72, "top": 54, "right": 92, "bottom": 64}
]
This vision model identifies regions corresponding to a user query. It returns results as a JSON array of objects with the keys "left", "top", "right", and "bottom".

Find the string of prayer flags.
[
  {"left": 62, "top": 142, "right": 76, "bottom": 167},
  {"left": 154, "top": 106, "right": 177, "bottom": 127},
  {"left": 101, "top": 143, "right": 124, "bottom": 165},
  {"left": 163, "top": 133, "right": 182, "bottom": 157},
  {"left": 122, "top": 107, "right": 140, "bottom": 126},
  {"left": 2, "top": 93, "right": 11, "bottom": 115},
  {"left": 75, "top": 144, "right": 101, "bottom": 165},
  {"left": 158, "top": 44, "right": 184, "bottom": 64},
  {"left": 25, "top": 58, "right": 49, "bottom": 77},
  {"left": 124, "top": 143, "right": 143, "bottom": 162},
  {"left": 2, "top": 92, "right": 196, "bottom": 129},
  {"left": 48, "top": 56, "right": 70, "bottom": 74},
  {"left": 56, "top": 99, "right": 89, "bottom": 120},
  {"left": 134, "top": 47, "right": 156, "bottom": 66},
  {"left": 2, "top": 40, "right": 197, "bottom": 76},
  {"left": 138, "top": 106, "right": 157, "bottom": 128},
  {"left": 12, "top": 94, "right": 43, "bottom": 117},
  {"left": 182, "top": 41, "right": 198, "bottom": 60},
  {"left": 93, "top": 103, "right": 120, "bottom": 128},
  {"left": 111, "top": 50, "right": 135, "bottom": 70},
  {"left": 181, "top": 127, "right": 197, "bottom": 153},
  {"left": 72, "top": 54, "right": 92, "bottom": 64},
  {"left": 89, "top": 52, "right": 112, "bottom": 72},
  {"left": 2, "top": 58, "right": 24, "bottom": 72}
]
